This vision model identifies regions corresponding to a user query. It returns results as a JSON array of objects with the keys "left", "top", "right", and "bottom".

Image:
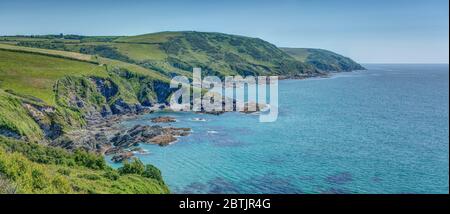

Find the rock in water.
[
  {"left": 111, "top": 151, "right": 133, "bottom": 163},
  {"left": 149, "top": 135, "right": 177, "bottom": 146},
  {"left": 151, "top": 116, "right": 177, "bottom": 123}
]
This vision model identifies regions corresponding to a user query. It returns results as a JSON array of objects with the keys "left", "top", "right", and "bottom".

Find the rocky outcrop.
[
  {"left": 51, "top": 131, "right": 111, "bottom": 152},
  {"left": 149, "top": 135, "right": 177, "bottom": 146},
  {"left": 0, "top": 128, "right": 21, "bottom": 140},
  {"left": 90, "top": 77, "right": 118, "bottom": 102},
  {"left": 110, "top": 124, "right": 191, "bottom": 148},
  {"left": 111, "top": 151, "right": 133, "bottom": 163},
  {"left": 151, "top": 116, "right": 176, "bottom": 123},
  {"left": 22, "top": 103, "right": 63, "bottom": 140},
  {"left": 4, "top": 69, "right": 176, "bottom": 155},
  {"left": 110, "top": 98, "right": 133, "bottom": 115}
]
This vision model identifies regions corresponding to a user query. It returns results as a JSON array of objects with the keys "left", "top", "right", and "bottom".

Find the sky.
[{"left": 0, "top": 0, "right": 448, "bottom": 63}]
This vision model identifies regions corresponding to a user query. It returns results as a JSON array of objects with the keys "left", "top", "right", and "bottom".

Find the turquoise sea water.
[{"left": 110, "top": 64, "right": 449, "bottom": 193}]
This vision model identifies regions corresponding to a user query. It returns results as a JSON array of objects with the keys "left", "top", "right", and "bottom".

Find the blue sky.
[{"left": 0, "top": 0, "right": 448, "bottom": 63}]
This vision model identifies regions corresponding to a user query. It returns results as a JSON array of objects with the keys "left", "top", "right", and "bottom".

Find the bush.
[
  {"left": 73, "top": 149, "right": 107, "bottom": 170},
  {"left": 103, "top": 170, "right": 120, "bottom": 181},
  {"left": 117, "top": 158, "right": 163, "bottom": 183},
  {"left": 143, "top": 164, "right": 163, "bottom": 183},
  {"left": 31, "top": 169, "right": 48, "bottom": 190},
  {"left": 77, "top": 173, "right": 101, "bottom": 181},
  {"left": 118, "top": 158, "right": 145, "bottom": 175},
  {"left": 57, "top": 168, "right": 71, "bottom": 176},
  {"left": 0, "top": 138, "right": 169, "bottom": 193}
]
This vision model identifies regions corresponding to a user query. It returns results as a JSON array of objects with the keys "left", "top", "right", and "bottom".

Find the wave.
[{"left": 192, "top": 118, "right": 207, "bottom": 122}]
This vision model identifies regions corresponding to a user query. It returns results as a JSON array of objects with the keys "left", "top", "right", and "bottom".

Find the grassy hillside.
[
  {"left": 0, "top": 136, "right": 169, "bottom": 193},
  {"left": 1, "top": 32, "right": 365, "bottom": 77},
  {"left": 0, "top": 49, "right": 107, "bottom": 105},
  {"left": 2, "top": 32, "right": 326, "bottom": 78},
  {"left": 0, "top": 45, "right": 174, "bottom": 142},
  {"left": 281, "top": 48, "right": 365, "bottom": 72},
  {"left": 114, "top": 31, "right": 319, "bottom": 77}
]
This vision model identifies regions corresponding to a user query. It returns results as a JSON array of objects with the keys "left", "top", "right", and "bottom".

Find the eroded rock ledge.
[
  {"left": 151, "top": 116, "right": 177, "bottom": 123},
  {"left": 111, "top": 124, "right": 190, "bottom": 147},
  {"left": 54, "top": 113, "right": 191, "bottom": 163}
]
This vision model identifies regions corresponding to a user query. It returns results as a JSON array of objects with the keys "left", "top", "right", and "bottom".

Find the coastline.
[{"left": 74, "top": 70, "right": 359, "bottom": 164}]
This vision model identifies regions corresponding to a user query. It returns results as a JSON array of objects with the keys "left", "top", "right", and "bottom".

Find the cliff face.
[
  {"left": 0, "top": 67, "right": 172, "bottom": 149},
  {"left": 281, "top": 48, "right": 365, "bottom": 72}
]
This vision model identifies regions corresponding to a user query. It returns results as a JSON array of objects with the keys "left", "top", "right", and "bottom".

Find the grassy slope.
[
  {"left": 0, "top": 49, "right": 109, "bottom": 141},
  {"left": 280, "top": 47, "right": 365, "bottom": 72},
  {"left": 0, "top": 43, "right": 96, "bottom": 63},
  {"left": 0, "top": 90, "right": 44, "bottom": 142},
  {"left": 0, "top": 45, "right": 173, "bottom": 140},
  {"left": 0, "top": 136, "right": 169, "bottom": 194},
  {"left": 0, "top": 49, "right": 107, "bottom": 105},
  {"left": 0, "top": 43, "right": 170, "bottom": 82},
  {"left": 114, "top": 31, "right": 318, "bottom": 77},
  {"left": 1, "top": 32, "right": 365, "bottom": 77}
]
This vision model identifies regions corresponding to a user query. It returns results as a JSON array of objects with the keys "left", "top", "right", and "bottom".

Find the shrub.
[
  {"left": 0, "top": 137, "right": 169, "bottom": 193},
  {"left": 73, "top": 149, "right": 107, "bottom": 170},
  {"left": 118, "top": 158, "right": 145, "bottom": 175},
  {"left": 143, "top": 164, "right": 163, "bottom": 183},
  {"left": 31, "top": 169, "right": 48, "bottom": 190},
  {"left": 0, "top": 174, "right": 17, "bottom": 194},
  {"left": 77, "top": 173, "right": 101, "bottom": 181},
  {"left": 57, "top": 168, "right": 71, "bottom": 176},
  {"left": 103, "top": 170, "right": 120, "bottom": 181}
]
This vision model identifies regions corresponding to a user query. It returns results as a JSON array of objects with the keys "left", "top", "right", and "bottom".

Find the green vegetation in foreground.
[
  {"left": 0, "top": 136, "right": 169, "bottom": 193},
  {"left": 280, "top": 47, "right": 365, "bottom": 72}
]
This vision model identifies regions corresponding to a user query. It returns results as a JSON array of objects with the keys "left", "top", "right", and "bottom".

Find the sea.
[{"left": 109, "top": 64, "right": 449, "bottom": 194}]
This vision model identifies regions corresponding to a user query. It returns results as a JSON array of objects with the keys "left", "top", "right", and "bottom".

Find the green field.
[
  {"left": 0, "top": 31, "right": 364, "bottom": 194},
  {"left": 0, "top": 49, "right": 107, "bottom": 105}
]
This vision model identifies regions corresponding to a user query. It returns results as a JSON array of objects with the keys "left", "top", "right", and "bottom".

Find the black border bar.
[{"left": 0, "top": 194, "right": 448, "bottom": 212}]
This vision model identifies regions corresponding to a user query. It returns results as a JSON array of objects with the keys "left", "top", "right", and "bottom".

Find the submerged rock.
[
  {"left": 111, "top": 151, "right": 133, "bottom": 163},
  {"left": 151, "top": 116, "right": 177, "bottom": 123}
]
